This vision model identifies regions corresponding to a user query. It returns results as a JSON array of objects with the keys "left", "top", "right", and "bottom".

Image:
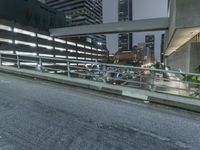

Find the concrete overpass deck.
[
  {"left": 0, "top": 71, "right": 200, "bottom": 149},
  {"left": 50, "top": 17, "right": 169, "bottom": 37}
]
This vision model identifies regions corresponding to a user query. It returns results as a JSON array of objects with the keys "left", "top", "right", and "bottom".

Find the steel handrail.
[
  {"left": 1, "top": 52, "right": 200, "bottom": 77},
  {"left": 0, "top": 52, "right": 199, "bottom": 99}
]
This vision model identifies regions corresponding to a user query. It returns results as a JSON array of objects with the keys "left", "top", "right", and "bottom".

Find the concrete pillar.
[
  {"left": 190, "top": 43, "right": 200, "bottom": 72},
  {"left": 166, "top": 43, "right": 190, "bottom": 72}
]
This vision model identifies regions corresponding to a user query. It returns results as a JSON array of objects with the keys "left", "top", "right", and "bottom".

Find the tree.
[{"left": 183, "top": 65, "right": 200, "bottom": 98}]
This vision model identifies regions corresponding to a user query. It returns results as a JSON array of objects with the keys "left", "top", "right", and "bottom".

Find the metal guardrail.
[{"left": 0, "top": 53, "right": 199, "bottom": 99}]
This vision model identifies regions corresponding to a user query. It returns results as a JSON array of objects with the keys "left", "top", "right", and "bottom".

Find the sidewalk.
[{"left": 0, "top": 65, "right": 200, "bottom": 112}]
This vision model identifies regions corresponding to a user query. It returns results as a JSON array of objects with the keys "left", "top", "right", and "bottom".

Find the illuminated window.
[
  {"left": 86, "top": 58, "right": 92, "bottom": 60},
  {"left": 15, "top": 40, "right": 36, "bottom": 47},
  {"left": 55, "top": 55, "right": 67, "bottom": 58},
  {"left": 38, "top": 44, "right": 53, "bottom": 49},
  {"left": 92, "top": 47, "right": 97, "bottom": 51},
  {"left": 0, "top": 24, "right": 12, "bottom": 31},
  {"left": 77, "top": 63, "right": 85, "bottom": 66},
  {"left": 37, "top": 34, "right": 53, "bottom": 41},
  {"left": 77, "top": 51, "right": 84, "bottom": 54},
  {"left": 39, "top": 54, "right": 54, "bottom": 57},
  {"left": 67, "top": 41, "right": 76, "bottom": 46},
  {"left": 0, "top": 38, "right": 13, "bottom": 43},
  {"left": 42, "top": 63, "right": 54, "bottom": 66},
  {"left": 0, "top": 50, "right": 14, "bottom": 54},
  {"left": 16, "top": 51, "right": 37, "bottom": 56},
  {"left": 2, "top": 62, "right": 15, "bottom": 66},
  {"left": 55, "top": 63, "right": 67, "bottom": 66},
  {"left": 77, "top": 44, "right": 84, "bottom": 48},
  {"left": 20, "top": 62, "right": 37, "bottom": 66},
  {"left": 68, "top": 49, "right": 76, "bottom": 53},
  {"left": 85, "top": 46, "right": 91, "bottom": 49},
  {"left": 98, "top": 49, "right": 103, "bottom": 51},
  {"left": 55, "top": 47, "right": 66, "bottom": 51},
  {"left": 97, "top": 42, "right": 102, "bottom": 46},
  {"left": 86, "top": 38, "right": 92, "bottom": 43},
  {"left": 68, "top": 56, "right": 76, "bottom": 59},
  {"left": 70, "top": 63, "right": 78, "bottom": 65},
  {"left": 14, "top": 28, "right": 36, "bottom": 37},
  {"left": 57, "top": 70, "right": 66, "bottom": 73},
  {"left": 54, "top": 38, "right": 66, "bottom": 44},
  {"left": 78, "top": 57, "right": 85, "bottom": 60},
  {"left": 49, "top": 71, "right": 56, "bottom": 74}
]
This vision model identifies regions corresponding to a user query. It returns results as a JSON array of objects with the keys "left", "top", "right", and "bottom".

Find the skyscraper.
[
  {"left": 45, "top": 0, "right": 106, "bottom": 48},
  {"left": 160, "top": 34, "right": 165, "bottom": 63},
  {"left": 145, "top": 35, "right": 155, "bottom": 63},
  {"left": 118, "top": 0, "right": 133, "bottom": 51}
]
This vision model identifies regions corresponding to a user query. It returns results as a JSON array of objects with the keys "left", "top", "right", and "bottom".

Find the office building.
[
  {"left": 114, "top": 43, "right": 151, "bottom": 66},
  {"left": 114, "top": 50, "right": 142, "bottom": 66},
  {"left": 45, "top": 0, "right": 106, "bottom": 48},
  {"left": 0, "top": 0, "right": 108, "bottom": 72},
  {"left": 145, "top": 35, "right": 155, "bottom": 63},
  {"left": 118, "top": 0, "right": 133, "bottom": 51}
]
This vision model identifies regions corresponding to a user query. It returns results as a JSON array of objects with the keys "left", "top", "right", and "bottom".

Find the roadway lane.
[{"left": 0, "top": 72, "right": 200, "bottom": 150}]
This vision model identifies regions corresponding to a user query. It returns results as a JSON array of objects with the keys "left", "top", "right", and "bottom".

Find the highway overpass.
[
  {"left": 49, "top": 0, "right": 200, "bottom": 72},
  {"left": 49, "top": 17, "right": 169, "bottom": 37}
]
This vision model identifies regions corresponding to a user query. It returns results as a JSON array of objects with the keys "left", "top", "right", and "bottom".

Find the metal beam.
[{"left": 49, "top": 17, "right": 169, "bottom": 37}]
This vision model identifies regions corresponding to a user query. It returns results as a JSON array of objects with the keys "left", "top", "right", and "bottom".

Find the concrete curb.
[{"left": 0, "top": 66, "right": 200, "bottom": 112}]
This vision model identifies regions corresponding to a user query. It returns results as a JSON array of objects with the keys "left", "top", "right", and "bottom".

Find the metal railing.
[{"left": 0, "top": 53, "right": 200, "bottom": 99}]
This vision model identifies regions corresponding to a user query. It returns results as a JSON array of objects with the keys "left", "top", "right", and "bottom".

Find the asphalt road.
[{"left": 0, "top": 72, "right": 200, "bottom": 150}]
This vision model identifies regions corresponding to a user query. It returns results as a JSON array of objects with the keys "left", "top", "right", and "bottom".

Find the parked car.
[{"left": 106, "top": 71, "right": 125, "bottom": 85}]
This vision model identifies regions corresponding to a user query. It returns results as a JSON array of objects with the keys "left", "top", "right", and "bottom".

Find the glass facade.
[
  {"left": 118, "top": 0, "right": 133, "bottom": 51},
  {"left": 45, "top": 0, "right": 106, "bottom": 48}
]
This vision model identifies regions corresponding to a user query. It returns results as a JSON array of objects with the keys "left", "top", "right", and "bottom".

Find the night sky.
[{"left": 103, "top": 0, "right": 168, "bottom": 61}]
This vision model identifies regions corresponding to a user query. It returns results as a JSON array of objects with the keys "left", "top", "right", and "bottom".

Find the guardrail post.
[
  {"left": 103, "top": 64, "right": 107, "bottom": 77},
  {"left": 39, "top": 57, "right": 42, "bottom": 67},
  {"left": 17, "top": 55, "right": 20, "bottom": 69},
  {"left": 38, "top": 57, "right": 42, "bottom": 72},
  {"left": 139, "top": 74, "right": 142, "bottom": 88},
  {"left": 39, "top": 57, "right": 42, "bottom": 66},
  {"left": 150, "top": 71, "right": 156, "bottom": 91},
  {"left": 67, "top": 61, "right": 70, "bottom": 77},
  {"left": 0, "top": 54, "right": 2, "bottom": 66}
]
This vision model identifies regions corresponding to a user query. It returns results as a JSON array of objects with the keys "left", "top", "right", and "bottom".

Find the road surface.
[{"left": 0, "top": 72, "right": 199, "bottom": 150}]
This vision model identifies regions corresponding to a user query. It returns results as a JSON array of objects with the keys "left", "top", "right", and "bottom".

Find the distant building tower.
[
  {"left": 45, "top": 0, "right": 106, "bottom": 48},
  {"left": 118, "top": 0, "right": 133, "bottom": 51},
  {"left": 145, "top": 35, "right": 155, "bottom": 63},
  {"left": 160, "top": 34, "right": 165, "bottom": 63}
]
